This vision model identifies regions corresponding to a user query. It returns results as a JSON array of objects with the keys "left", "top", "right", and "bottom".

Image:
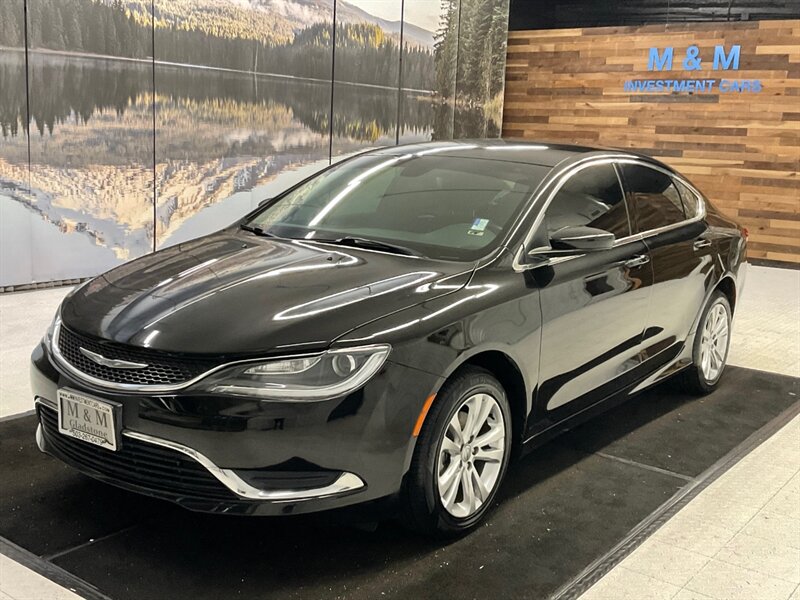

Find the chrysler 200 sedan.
[{"left": 32, "top": 140, "right": 747, "bottom": 536}]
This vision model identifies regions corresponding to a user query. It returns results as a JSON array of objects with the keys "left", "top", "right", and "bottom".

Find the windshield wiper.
[
  {"left": 315, "top": 236, "right": 420, "bottom": 257},
  {"left": 239, "top": 224, "right": 276, "bottom": 238}
]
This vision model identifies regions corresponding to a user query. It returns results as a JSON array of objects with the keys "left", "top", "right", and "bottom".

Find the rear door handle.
[
  {"left": 693, "top": 239, "right": 712, "bottom": 250},
  {"left": 624, "top": 254, "right": 650, "bottom": 268}
]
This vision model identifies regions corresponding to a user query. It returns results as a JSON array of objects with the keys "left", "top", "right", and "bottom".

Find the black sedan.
[{"left": 31, "top": 140, "right": 747, "bottom": 536}]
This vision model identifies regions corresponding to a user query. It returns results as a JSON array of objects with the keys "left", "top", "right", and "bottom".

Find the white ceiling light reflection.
[
  {"left": 141, "top": 330, "right": 159, "bottom": 347},
  {"left": 177, "top": 259, "right": 219, "bottom": 278},
  {"left": 153, "top": 277, "right": 174, "bottom": 288},
  {"left": 413, "top": 144, "right": 478, "bottom": 156},
  {"left": 485, "top": 145, "right": 549, "bottom": 151},
  {"left": 350, "top": 283, "right": 499, "bottom": 341},
  {"left": 142, "top": 245, "right": 360, "bottom": 330},
  {"left": 308, "top": 156, "right": 407, "bottom": 227},
  {"left": 274, "top": 271, "right": 438, "bottom": 321}
]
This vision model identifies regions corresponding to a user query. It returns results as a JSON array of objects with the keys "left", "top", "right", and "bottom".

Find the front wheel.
[
  {"left": 678, "top": 291, "right": 732, "bottom": 395},
  {"left": 400, "top": 367, "right": 512, "bottom": 537}
]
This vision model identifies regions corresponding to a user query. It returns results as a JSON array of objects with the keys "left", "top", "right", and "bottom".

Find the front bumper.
[{"left": 31, "top": 341, "right": 443, "bottom": 516}]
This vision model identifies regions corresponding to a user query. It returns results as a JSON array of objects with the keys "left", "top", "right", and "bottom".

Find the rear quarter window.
[
  {"left": 621, "top": 164, "right": 686, "bottom": 232},
  {"left": 675, "top": 179, "right": 702, "bottom": 220}
]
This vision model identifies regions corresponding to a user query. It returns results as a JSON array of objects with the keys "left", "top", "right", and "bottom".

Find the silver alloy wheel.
[
  {"left": 436, "top": 392, "right": 506, "bottom": 519},
  {"left": 699, "top": 301, "right": 730, "bottom": 382}
]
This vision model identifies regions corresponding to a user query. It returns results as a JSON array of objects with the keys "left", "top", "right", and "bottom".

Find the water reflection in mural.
[
  {"left": 154, "top": 67, "right": 333, "bottom": 248},
  {"left": 0, "top": 1, "right": 32, "bottom": 285},
  {"left": 331, "top": 0, "right": 402, "bottom": 156},
  {"left": 0, "top": 0, "right": 509, "bottom": 287},
  {"left": 1, "top": 0, "right": 155, "bottom": 285},
  {"left": 153, "top": 0, "right": 334, "bottom": 248},
  {"left": 400, "top": 0, "right": 457, "bottom": 142}
]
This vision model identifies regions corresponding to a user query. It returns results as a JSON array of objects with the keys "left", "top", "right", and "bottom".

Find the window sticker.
[{"left": 468, "top": 218, "right": 490, "bottom": 236}]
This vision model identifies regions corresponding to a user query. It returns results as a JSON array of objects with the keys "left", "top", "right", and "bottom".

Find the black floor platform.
[{"left": 1, "top": 367, "right": 797, "bottom": 600}]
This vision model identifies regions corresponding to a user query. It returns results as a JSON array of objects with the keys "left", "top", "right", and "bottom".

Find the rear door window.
[{"left": 621, "top": 164, "right": 686, "bottom": 233}]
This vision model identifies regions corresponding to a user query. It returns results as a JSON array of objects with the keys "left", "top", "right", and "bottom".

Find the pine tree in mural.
[
  {"left": 458, "top": 0, "right": 509, "bottom": 106},
  {"left": 434, "top": 0, "right": 459, "bottom": 101},
  {"left": 15, "top": 0, "right": 440, "bottom": 89},
  {"left": 0, "top": 1, "right": 25, "bottom": 48},
  {"left": 454, "top": 0, "right": 509, "bottom": 137}
]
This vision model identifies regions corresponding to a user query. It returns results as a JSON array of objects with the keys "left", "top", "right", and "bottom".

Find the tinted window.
[
  {"left": 543, "top": 164, "right": 630, "bottom": 238},
  {"left": 675, "top": 179, "right": 701, "bottom": 219},
  {"left": 247, "top": 154, "right": 550, "bottom": 261},
  {"left": 621, "top": 164, "right": 686, "bottom": 232}
]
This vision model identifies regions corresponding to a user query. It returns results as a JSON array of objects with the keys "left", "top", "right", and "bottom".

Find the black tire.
[
  {"left": 676, "top": 291, "right": 732, "bottom": 395},
  {"left": 400, "top": 366, "right": 512, "bottom": 538}
]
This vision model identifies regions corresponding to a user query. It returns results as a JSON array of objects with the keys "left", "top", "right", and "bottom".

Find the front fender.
[{"left": 337, "top": 265, "right": 542, "bottom": 435}]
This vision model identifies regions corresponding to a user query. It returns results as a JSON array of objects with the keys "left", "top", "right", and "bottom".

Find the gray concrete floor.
[{"left": 1, "top": 286, "right": 70, "bottom": 418}]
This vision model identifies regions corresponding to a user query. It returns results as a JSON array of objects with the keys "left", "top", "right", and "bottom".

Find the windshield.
[{"left": 245, "top": 153, "right": 550, "bottom": 261}]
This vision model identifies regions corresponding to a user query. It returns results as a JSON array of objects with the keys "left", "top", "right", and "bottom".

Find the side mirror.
[{"left": 549, "top": 225, "right": 615, "bottom": 252}]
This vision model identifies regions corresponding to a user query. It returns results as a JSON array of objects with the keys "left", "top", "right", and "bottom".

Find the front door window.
[{"left": 543, "top": 163, "right": 631, "bottom": 240}]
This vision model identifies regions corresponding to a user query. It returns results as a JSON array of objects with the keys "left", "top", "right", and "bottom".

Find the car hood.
[{"left": 60, "top": 230, "right": 473, "bottom": 355}]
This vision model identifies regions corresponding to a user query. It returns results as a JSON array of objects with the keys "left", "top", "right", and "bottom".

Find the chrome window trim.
[
  {"left": 34, "top": 397, "right": 365, "bottom": 502},
  {"left": 673, "top": 178, "right": 704, "bottom": 220},
  {"left": 612, "top": 162, "right": 637, "bottom": 239},
  {"left": 549, "top": 231, "right": 616, "bottom": 241},
  {"left": 512, "top": 155, "right": 707, "bottom": 272}
]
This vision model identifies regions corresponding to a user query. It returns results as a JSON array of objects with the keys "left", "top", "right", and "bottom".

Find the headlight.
[{"left": 199, "top": 344, "right": 391, "bottom": 401}]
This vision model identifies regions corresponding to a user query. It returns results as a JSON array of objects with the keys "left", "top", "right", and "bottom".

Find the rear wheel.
[
  {"left": 677, "top": 291, "right": 732, "bottom": 395},
  {"left": 401, "top": 367, "right": 512, "bottom": 537}
]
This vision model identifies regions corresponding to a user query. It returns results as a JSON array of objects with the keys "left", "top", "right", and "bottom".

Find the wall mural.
[
  {"left": 0, "top": 0, "right": 510, "bottom": 288},
  {"left": 455, "top": 0, "right": 509, "bottom": 138},
  {"left": 152, "top": 0, "right": 336, "bottom": 248},
  {"left": 0, "top": 0, "right": 31, "bottom": 285}
]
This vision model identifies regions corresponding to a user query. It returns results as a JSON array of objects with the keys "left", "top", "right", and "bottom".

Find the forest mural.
[{"left": 0, "top": 0, "right": 510, "bottom": 287}]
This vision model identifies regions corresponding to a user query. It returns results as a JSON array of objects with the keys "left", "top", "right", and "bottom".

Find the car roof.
[{"left": 372, "top": 139, "right": 616, "bottom": 168}]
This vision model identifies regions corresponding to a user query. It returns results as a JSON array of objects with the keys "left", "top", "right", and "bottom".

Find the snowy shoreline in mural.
[{"left": 0, "top": 0, "right": 509, "bottom": 287}]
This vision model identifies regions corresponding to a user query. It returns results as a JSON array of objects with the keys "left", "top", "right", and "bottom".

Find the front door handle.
[
  {"left": 693, "top": 239, "right": 712, "bottom": 250},
  {"left": 624, "top": 254, "right": 650, "bottom": 268}
]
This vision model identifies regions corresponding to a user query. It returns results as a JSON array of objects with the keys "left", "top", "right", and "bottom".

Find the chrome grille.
[{"left": 56, "top": 325, "right": 221, "bottom": 386}]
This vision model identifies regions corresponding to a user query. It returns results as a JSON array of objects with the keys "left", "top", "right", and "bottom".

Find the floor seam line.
[
  {"left": 42, "top": 523, "right": 141, "bottom": 562},
  {"left": 0, "top": 537, "right": 111, "bottom": 600},
  {"left": 594, "top": 451, "right": 696, "bottom": 483},
  {"left": 708, "top": 552, "right": 800, "bottom": 585},
  {"left": 0, "top": 409, "right": 35, "bottom": 424}
]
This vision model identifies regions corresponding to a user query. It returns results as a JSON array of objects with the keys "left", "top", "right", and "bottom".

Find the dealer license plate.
[{"left": 57, "top": 389, "right": 119, "bottom": 451}]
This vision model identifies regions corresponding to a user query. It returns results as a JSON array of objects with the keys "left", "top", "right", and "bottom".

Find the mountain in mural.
[
  {"left": 100, "top": 0, "right": 434, "bottom": 47},
  {"left": 336, "top": 1, "right": 435, "bottom": 48}
]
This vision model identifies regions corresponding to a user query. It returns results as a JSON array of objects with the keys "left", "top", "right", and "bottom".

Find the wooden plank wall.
[{"left": 503, "top": 20, "right": 800, "bottom": 265}]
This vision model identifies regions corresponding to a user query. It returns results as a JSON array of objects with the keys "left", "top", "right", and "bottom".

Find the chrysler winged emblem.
[{"left": 79, "top": 347, "right": 148, "bottom": 370}]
